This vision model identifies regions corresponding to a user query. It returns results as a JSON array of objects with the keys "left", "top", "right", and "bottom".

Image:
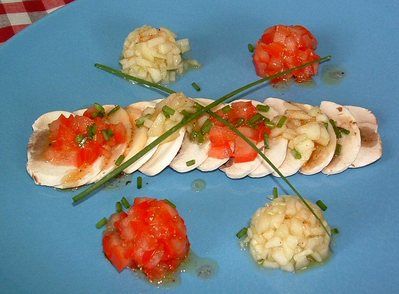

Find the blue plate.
[{"left": 1, "top": 0, "right": 398, "bottom": 293}]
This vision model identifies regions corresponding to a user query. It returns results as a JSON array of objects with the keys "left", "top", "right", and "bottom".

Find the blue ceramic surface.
[{"left": 1, "top": 0, "right": 398, "bottom": 293}]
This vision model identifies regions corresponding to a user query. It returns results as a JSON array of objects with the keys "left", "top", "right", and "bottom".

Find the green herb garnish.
[
  {"left": 335, "top": 143, "right": 342, "bottom": 156},
  {"left": 200, "top": 119, "right": 213, "bottom": 135},
  {"left": 121, "top": 197, "right": 130, "bottom": 209},
  {"left": 107, "top": 105, "right": 120, "bottom": 116},
  {"left": 95, "top": 217, "right": 107, "bottom": 229},
  {"left": 316, "top": 200, "right": 328, "bottom": 211},
  {"left": 256, "top": 104, "right": 270, "bottom": 112},
  {"left": 247, "top": 43, "right": 255, "bottom": 53},
  {"left": 273, "top": 187, "right": 279, "bottom": 199},
  {"left": 87, "top": 124, "right": 97, "bottom": 139},
  {"left": 331, "top": 228, "right": 340, "bottom": 235},
  {"left": 191, "top": 82, "right": 201, "bottom": 91},
  {"left": 115, "top": 155, "right": 125, "bottom": 166},
  {"left": 93, "top": 103, "right": 105, "bottom": 118},
  {"left": 222, "top": 105, "right": 232, "bottom": 113},
  {"left": 102, "top": 129, "right": 113, "bottom": 141},
  {"left": 277, "top": 116, "right": 287, "bottom": 128},
  {"left": 235, "top": 118, "right": 245, "bottom": 127},
  {"left": 162, "top": 105, "right": 175, "bottom": 118},
  {"left": 164, "top": 199, "right": 176, "bottom": 208},
  {"left": 292, "top": 148, "right": 302, "bottom": 159},
  {"left": 186, "top": 159, "right": 196, "bottom": 167},
  {"left": 263, "top": 133, "right": 270, "bottom": 149},
  {"left": 137, "top": 176, "right": 143, "bottom": 189},
  {"left": 248, "top": 113, "right": 264, "bottom": 126},
  {"left": 115, "top": 201, "right": 122, "bottom": 213},
  {"left": 236, "top": 227, "right": 248, "bottom": 239}
]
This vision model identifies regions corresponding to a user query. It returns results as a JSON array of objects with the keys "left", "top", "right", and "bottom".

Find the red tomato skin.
[{"left": 102, "top": 197, "right": 190, "bottom": 282}]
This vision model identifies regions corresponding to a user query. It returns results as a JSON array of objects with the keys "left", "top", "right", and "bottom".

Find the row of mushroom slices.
[{"left": 27, "top": 93, "right": 382, "bottom": 188}]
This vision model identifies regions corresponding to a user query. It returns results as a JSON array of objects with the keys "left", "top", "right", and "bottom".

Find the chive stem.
[
  {"left": 95, "top": 217, "right": 107, "bottom": 229},
  {"left": 73, "top": 56, "right": 331, "bottom": 204},
  {"left": 247, "top": 43, "right": 255, "bottom": 53},
  {"left": 316, "top": 200, "right": 328, "bottom": 211},
  {"left": 236, "top": 227, "right": 248, "bottom": 239},
  {"left": 115, "top": 155, "right": 125, "bottom": 166},
  {"left": 121, "top": 197, "right": 130, "bottom": 209},
  {"left": 273, "top": 187, "right": 278, "bottom": 199},
  {"left": 191, "top": 82, "right": 201, "bottom": 91},
  {"left": 116, "top": 201, "right": 122, "bottom": 213},
  {"left": 137, "top": 176, "right": 143, "bottom": 189}
]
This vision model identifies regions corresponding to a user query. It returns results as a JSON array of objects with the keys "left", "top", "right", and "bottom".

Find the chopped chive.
[
  {"left": 256, "top": 104, "right": 270, "bottom": 112},
  {"left": 264, "top": 119, "right": 275, "bottom": 129},
  {"left": 186, "top": 159, "right": 196, "bottom": 167},
  {"left": 292, "top": 148, "right": 302, "bottom": 159},
  {"left": 335, "top": 143, "right": 342, "bottom": 156},
  {"left": 102, "top": 129, "right": 114, "bottom": 141},
  {"left": 95, "top": 217, "right": 107, "bottom": 229},
  {"left": 331, "top": 228, "right": 340, "bottom": 235},
  {"left": 329, "top": 119, "right": 341, "bottom": 138},
  {"left": 236, "top": 227, "right": 248, "bottom": 239},
  {"left": 162, "top": 105, "right": 175, "bottom": 118},
  {"left": 137, "top": 176, "right": 143, "bottom": 189},
  {"left": 87, "top": 124, "right": 97, "bottom": 139},
  {"left": 191, "top": 82, "right": 201, "bottom": 91},
  {"left": 164, "top": 199, "right": 176, "bottom": 208},
  {"left": 93, "top": 103, "right": 105, "bottom": 118},
  {"left": 107, "top": 105, "right": 120, "bottom": 116},
  {"left": 135, "top": 115, "right": 148, "bottom": 127},
  {"left": 121, "top": 197, "right": 130, "bottom": 209},
  {"left": 190, "top": 130, "right": 199, "bottom": 141},
  {"left": 222, "top": 105, "right": 232, "bottom": 113},
  {"left": 248, "top": 113, "right": 264, "bottom": 126},
  {"left": 115, "top": 155, "right": 125, "bottom": 166},
  {"left": 277, "top": 116, "right": 287, "bottom": 128},
  {"left": 338, "top": 126, "right": 350, "bottom": 135},
  {"left": 196, "top": 132, "right": 205, "bottom": 143},
  {"left": 247, "top": 43, "right": 255, "bottom": 53},
  {"left": 316, "top": 200, "right": 328, "bottom": 211},
  {"left": 264, "top": 133, "right": 270, "bottom": 149},
  {"left": 75, "top": 134, "right": 85, "bottom": 146},
  {"left": 323, "top": 122, "right": 329, "bottom": 129},
  {"left": 115, "top": 201, "right": 123, "bottom": 213},
  {"left": 273, "top": 187, "right": 278, "bottom": 199},
  {"left": 235, "top": 118, "right": 245, "bottom": 127},
  {"left": 200, "top": 119, "right": 213, "bottom": 134},
  {"left": 181, "top": 109, "right": 193, "bottom": 117}
]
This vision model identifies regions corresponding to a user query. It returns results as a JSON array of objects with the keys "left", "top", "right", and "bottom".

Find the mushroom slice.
[
  {"left": 27, "top": 111, "right": 104, "bottom": 188},
  {"left": 346, "top": 105, "right": 382, "bottom": 168},
  {"left": 320, "top": 101, "right": 361, "bottom": 175},
  {"left": 123, "top": 101, "right": 158, "bottom": 174},
  {"left": 169, "top": 98, "right": 214, "bottom": 172}
]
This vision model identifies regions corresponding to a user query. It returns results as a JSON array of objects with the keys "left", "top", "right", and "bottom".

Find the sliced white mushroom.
[
  {"left": 320, "top": 101, "right": 361, "bottom": 175},
  {"left": 27, "top": 111, "right": 104, "bottom": 188},
  {"left": 346, "top": 105, "right": 382, "bottom": 168},
  {"left": 86, "top": 105, "right": 132, "bottom": 183},
  {"left": 169, "top": 98, "right": 213, "bottom": 172},
  {"left": 123, "top": 101, "right": 158, "bottom": 174},
  {"left": 139, "top": 127, "right": 185, "bottom": 176}
]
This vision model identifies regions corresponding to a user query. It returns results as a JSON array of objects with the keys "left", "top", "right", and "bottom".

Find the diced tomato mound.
[
  {"left": 253, "top": 25, "right": 320, "bottom": 83},
  {"left": 102, "top": 197, "right": 190, "bottom": 282},
  {"left": 208, "top": 101, "right": 271, "bottom": 163},
  {"left": 45, "top": 105, "right": 127, "bottom": 167}
]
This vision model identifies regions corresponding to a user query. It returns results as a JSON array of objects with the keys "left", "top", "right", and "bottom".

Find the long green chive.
[
  {"left": 191, "top": 82, "right": 201, "bottom": 91},
  {"left": 93, "top": 103, "right": 105, "bottom": 118},
  {"left": 236, "top": 227, "right": 248, "bottom": 239},
  {"left": 95, "top": 217, "right": 107, "bottom": 229},
  {"left": 164, "top": 199, "right": 176, "bottom": 208},
  {"left": 316, "top": 200, "right": 328, "bottom": 211},
  {"left": 222, "top": 105, "right": 232, "bottom": 113},
  {"left": 247, "top": 43, "right": 255, "bottom": 53},
  {"left": 200, "top": 119, "right": 213, "bottom": 134},
  {"left": 115, "top": 201, "right": 123, "bottom": 213},
  {"left": 277, "top": 116, "right": 287, "bottom": 128},
  {"left": 264, "top": 133, "right": 270, "bottom": 149},
  {"left": 137, "top": 176, "right": 143, "bottom": 189},
  {"left": 292, "top": 148, "right": 302, "bottom": 159},
  {"left": 121, "top": 197, "right": 130, "bottom": 209},
  {"left": 335, "top": 143, "right": 342, "bottom": 156},
  {"left": 87, "top": 124, "right": 97, "bottom": 139},
  {"left": 102, "top": 129, "right": 113, "bottom": 141},
  {"left": 162, "top": 105, "right": 175, "bottom": 118},
  {"left": 115, "top": 155, "right": 125, "bottom": 166},
  {"left": 73, "top": 56, "right": 331, "bottom": 204},
  {"left": 273, "top": 187, "right": 278, "bottom": 199},
  {"left": 186, "top": 159, "right": 196, "bottom": 167},
  {"left": 235, "top": 118, "right": 245, "bottom": 127},
  {"left": 107, "top": 105, "right": 120, "bottom": 116},
  {"left": 256, "top": 104, "right": 270, "bottom": 113}
]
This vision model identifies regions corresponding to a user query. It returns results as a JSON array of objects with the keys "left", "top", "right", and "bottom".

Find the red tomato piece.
[
  {"left": 253, "top": 24, "right": 320, "bottom": 83},
  {"left": 102, "top": 197, "right": 190, "bottom": 282},
  {"left": 233, "top": 136, "right": 258, "bottom": 163}
]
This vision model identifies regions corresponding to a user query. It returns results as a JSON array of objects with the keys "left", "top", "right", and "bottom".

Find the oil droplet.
[
  {"left": 191, "top": 179, "right": 206, "bottom": 192},
  {"left": 181, "top": 251, "right": 218, "bottom": 280},
  {"left": 322, "top": 65, "right": 346, "bottom": 85}
]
